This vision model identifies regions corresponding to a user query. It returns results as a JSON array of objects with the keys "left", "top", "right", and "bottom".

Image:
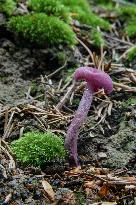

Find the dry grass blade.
[{"left": 47, "top": 60, "right": 67, "bottom": 78}]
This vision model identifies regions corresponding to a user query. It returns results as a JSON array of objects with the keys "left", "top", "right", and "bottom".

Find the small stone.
[
  {"left": 0, "top": 13, "right": 6, "bottom": 25},
  {"left": 33, "top": 190, "right": 42, "bottom": 200},
  {"left": 0, "top": 48, "right": 6, "bottom": 56},
  {"left": 97, "top": 152, "right": 107, "bottom": 160}
]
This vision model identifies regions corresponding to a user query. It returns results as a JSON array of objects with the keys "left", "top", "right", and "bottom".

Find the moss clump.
[
  {"left": 11, "top": 131, "right": 66, "bottom": 166},
  {"left": 27, "top": 0, "right": 110, "bottom": 30},
  {"left": 8, "top": 13, "right": 77, "bottom": 46},
  {"left": 122, "top": 97, "right": 136, "bottom": 108},
  {"left": 75, "top": 192, "right": 86, "bottom": 205},
  {"left": 0, "top": 0, "right": 16, "bottom": 16},
  {"left": 125, "top": 19, "right": 136, "bottom": 37},
  {"left": 90, "top": 30, "right": 105, "bottom": 47},
  {"left": 126, "top": 46, "right": 136, "bottom": 62},
  {"left": 59, "top": 0, "right": 91, "bottom": 13},
  {"left": 27, "top": 0, "right": 71, "bottom": 22},
  {"left": 98, "top": 2, "right": 115, "bottom": 10},
  {"left": 69, "top": 5, "right": 110, "bottom": 30},
  {"left": 57, "top": 51, "right": 67, "bottom": 64},
  {"left": 120, "top": 5, "right": 136, "bottom": 17}
]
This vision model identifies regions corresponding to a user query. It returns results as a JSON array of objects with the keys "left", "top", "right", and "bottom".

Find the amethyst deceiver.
[{"left": 65, "top": 67, "right": 113, "bottom": 167}]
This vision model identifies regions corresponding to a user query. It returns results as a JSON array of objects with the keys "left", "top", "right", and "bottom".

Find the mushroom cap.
[{"left": 74, "top": 67, "right": 113, "bottom": 94}]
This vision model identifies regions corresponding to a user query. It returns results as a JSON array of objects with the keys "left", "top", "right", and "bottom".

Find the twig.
[
  {"left": 3, "top": 111, "right": 15, "bottom": 140},
  {"left": 129, "top": 73, "right": 136, "bottom": 84},
  {"left": 47, "top": 60, "right": 67, "bottom": 78},
  {"left": 98, "top": 51, "right": 107, "bottom": 70},
  {"left": 73, "top": 22, "right": 135, "bottom": 46},
  {"left": 113, "top": 82, "right": 136, "bottom": 92},
  {"left": 56, "top": 81, "right": 76, "bottom": 110},
  {"left": 1, "top": 140, "right": 16, "bottom": 169},
  {"left": 104, "top": 33, "right": 134, "bottom": 46},
  {"left": 76, "top": 37, "right": 95, "bottom": 65}
]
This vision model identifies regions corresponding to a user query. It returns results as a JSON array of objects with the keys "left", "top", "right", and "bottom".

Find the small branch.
[
  {"left": 47, "top": 60, "right": 67, "bottom": 78},
  {"left": 113, "top": 82, "right": 136, "bottom": 92},
  {"left": 56, "top": 81, "right": 76, "bottom": 110},
  {"left": 73, "top": 22, "right": 135, "bottom": 46},
  {"left": 76, "top": 37, "right": 95, "bottom": 65},
  {"left": 3, "top": 111, "right": 15, "bottom": 140}
]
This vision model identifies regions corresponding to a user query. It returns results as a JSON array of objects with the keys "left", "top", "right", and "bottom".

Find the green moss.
[
  {"left": 98, "top": 2, "right": 121, "bottom": 15},
  {"left": 59, "top": 0, "right": 91, "bottom": 13},
  {"left": 11, "top": 131, "right": 66, "bottom": 166},
  {"left": 8, "top": 13, "right": 77, "bottom": 47},
  {"left": 27, "top": 0, "right": 71, "bottom": 22},
  {"left": 57, "top": 51, "right": 67, "bottom": 64},
  {"left": 75, "top": 192, "right": 86, "bottom": 205},
  {"left": 69, "top": 5, "right": 110, "bottom": 30},
  {"left": 90, "top": 29, "right": 105, "bottom": 47},
  {"left": 122, "top": 97, "right": 136, "bottom": 108},
  {"left": 126, "top": 46, "right": 136, "bottom": 62},
  {"left": 59, "top": 0, "right": 110, "bottom": 30},
  {"left": 125, "top": 19, "right": 136, "bottom": 37},
  {"left": 0, "top": 0, "right": 16, "bottom": 16},
  {"left": 27, "top": 0, "right": 110, "bottom": 30},
  {"left": 120, "top": 5, "right": 136, "bottom": 17},
  {"left": 94, "top": 0, "right": 108, "bottom": 3}
]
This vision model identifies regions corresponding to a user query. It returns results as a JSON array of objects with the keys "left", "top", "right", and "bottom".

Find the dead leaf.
[
  {"left": 4, "top": 193, "right": 12, "bottom": 204},
  {"left": 68, "top": 166, "right": 82, "bottom": 176},
  {"left": 42, "top": 180, "right": 55, "bottom": 202},
  {"left": 84, "top": 180, "right": 96, "bottom": 189},
  {"left": 98, "top": 184, "right": 109, "bottom": 197}
]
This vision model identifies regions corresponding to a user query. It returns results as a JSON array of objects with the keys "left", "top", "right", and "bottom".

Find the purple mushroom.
[{"left": 65, "top": 67, "right": 113, "bottom": 167}]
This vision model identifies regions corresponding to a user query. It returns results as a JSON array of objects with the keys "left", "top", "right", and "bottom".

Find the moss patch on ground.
[
  {"left": 27, "top": 0, "right": 71, "bottom": 23},
  {"left": 125, "top": 19, "right": 136, "bottom": 38},
  {"left": 11, "top": 131, "right": 66, "bottom": 166},
  {"left": 8, "top": 13, "right": 77, "bottom": 47},
  {"left": 121, "top": 96, "right": 136, "bottom": 108},
  {"left": 0, "top": 0, "right": 16, "bottom": 16}
]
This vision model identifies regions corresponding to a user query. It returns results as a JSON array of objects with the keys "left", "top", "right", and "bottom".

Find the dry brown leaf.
[
  {"left": 98, "top": 184, "right": 109, "bottom": 197},
  {"left": 84, "top": 180, "right": 96, "bottom": 189},
  {"left": 123, "top": 177, "right": 136, "bottom": 181},
  {"left": 42, "top": 180, "right": 55, "bottom": 202},
  {"left": 68, "top": 166, "right": 82, "bottom": 176},
  {"left": 4, "top": 193, "right": 12, "bottom": 204},
  {"left": 95, "top": 168, "right": 109, "bottom": 175}
]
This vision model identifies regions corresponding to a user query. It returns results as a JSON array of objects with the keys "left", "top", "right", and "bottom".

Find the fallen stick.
[{"left": 56, "top": 82, "right": 76, "bottom": 110}]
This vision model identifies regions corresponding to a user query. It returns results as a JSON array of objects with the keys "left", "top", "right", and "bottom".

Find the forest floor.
[{"left": 0, "top": 0, "right": 136, "bottom": 204}]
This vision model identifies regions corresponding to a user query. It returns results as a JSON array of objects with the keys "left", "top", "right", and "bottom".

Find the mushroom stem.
[
  {"left": 65, "top": 87, "right": 93, "bottom": 166},
  {"left": 65, "top": 67, "right": 113, "bottom": 167}
]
